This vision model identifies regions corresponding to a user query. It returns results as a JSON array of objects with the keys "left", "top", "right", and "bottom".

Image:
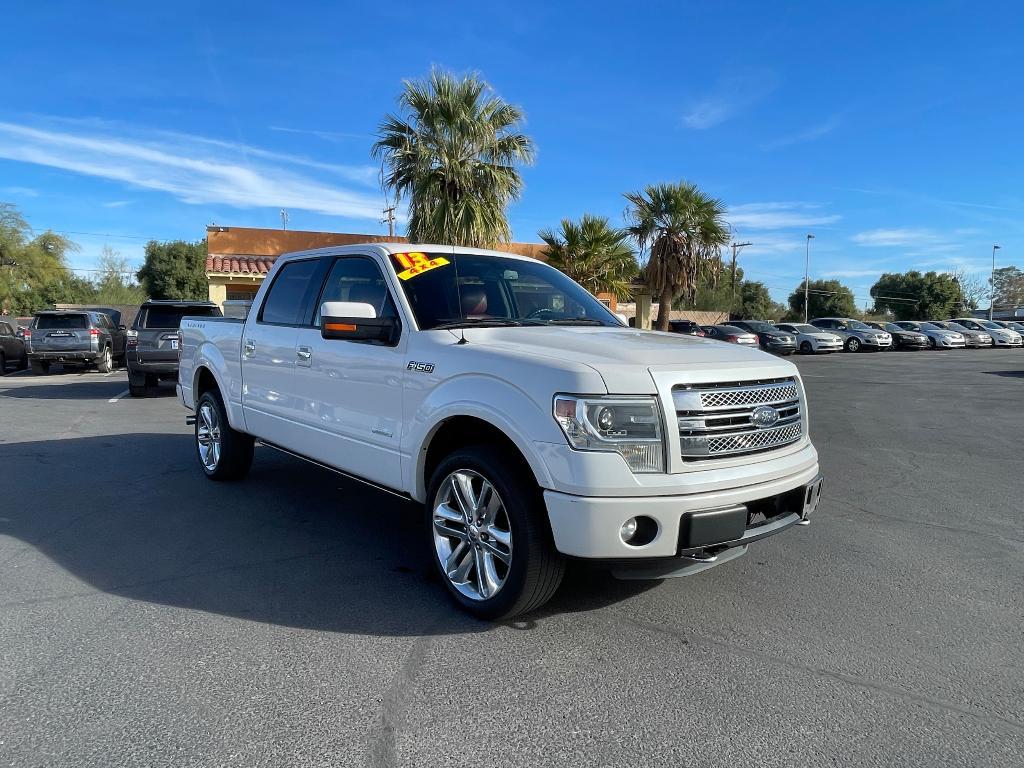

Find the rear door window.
[
  {"left": 36, "top": 314, "right": 88, "bottom": 330},
  {"left": 259, "top": 259, "right": 320, "bottom": 325},
  {"left": 144, "top": 306, "right": 220, "bottom": 329}
]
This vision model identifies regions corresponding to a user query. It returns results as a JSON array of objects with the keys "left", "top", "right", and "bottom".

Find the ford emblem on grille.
[{"left": 750, "top": 405, "right": 780, "bottom": 429}]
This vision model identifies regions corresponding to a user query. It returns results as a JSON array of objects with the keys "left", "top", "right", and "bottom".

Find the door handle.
[
  {"left": 296, "top": 346, "right": 312, "bottom": 360},
  {"left": 244, "top": 339, "right": 256, "bottom": 356}
]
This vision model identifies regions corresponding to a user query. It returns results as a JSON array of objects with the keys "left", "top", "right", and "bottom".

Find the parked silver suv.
[
  {"left": 810, "top": 317, "right": 891, "bottom": 352},
  {"left": 25, "top": 310, "right": 127, "bottom": 374}
]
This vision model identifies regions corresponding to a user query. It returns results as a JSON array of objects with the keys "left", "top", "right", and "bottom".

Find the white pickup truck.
[{"left": 178, "top": 244, "right": 822, "bottom": 618}]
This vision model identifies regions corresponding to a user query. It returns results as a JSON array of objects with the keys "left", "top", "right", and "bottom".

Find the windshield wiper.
[
  {"left": 540, "top": 317, "right": 608, "bottom": 326},
  {"left": 431, "top": 318, "right": 527, "bottom": 330}
]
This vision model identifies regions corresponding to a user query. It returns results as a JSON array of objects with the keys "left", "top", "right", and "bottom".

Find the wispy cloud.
[
  {"left": 269, "top": 125, "right": 371, "bottom": 142},
  {"left": 681, "top": 72, "right": 778, "bottom": 129},
  {"left": 728, "top": 202, "right": 841, "bottom": 230},
  {"left": 851, "top": 228, "right": 943, "bottom": 247},
  {"left": 761, "top": 116, "right": 841, "bottom": 150},
  {"left": 1, "top": 185, "right": 39, "bottom": 197},
  {"left": 0, "top": 119, "right": 384, "bottom": 220},
  {"left": 101, "top": 200, "right": 133, "bottom": 208},
  {"left": 821, "top": 267, "right": 890, "bottom": 278}
]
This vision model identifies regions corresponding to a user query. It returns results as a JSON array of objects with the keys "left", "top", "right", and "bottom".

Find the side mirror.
[{"left": 320, "top": 301, "right": 397, "bottom": 343}]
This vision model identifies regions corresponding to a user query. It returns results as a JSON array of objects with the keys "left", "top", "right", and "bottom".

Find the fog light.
[{"left": 620, "top": 517, "right": 638, "bottom": 542}]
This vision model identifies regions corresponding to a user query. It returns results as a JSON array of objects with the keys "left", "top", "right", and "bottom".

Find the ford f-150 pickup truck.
[{"left": 178, "top": 244, "right": 823, "bottom": 618}]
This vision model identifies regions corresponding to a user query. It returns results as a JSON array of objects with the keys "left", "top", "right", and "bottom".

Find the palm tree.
[
  {"left": 624, "top": 181, "right": 730, "bottom": 331},
  {"left": 539, "top": 214, "right": 638, "bottom": 298},
  {"left": 372, "top": 69, "right": 535, "bottom": 247}
]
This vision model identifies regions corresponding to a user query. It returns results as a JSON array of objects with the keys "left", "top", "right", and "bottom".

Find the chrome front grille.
[{"left": 674, "top": 378, "right": 803, "bottom": 460}]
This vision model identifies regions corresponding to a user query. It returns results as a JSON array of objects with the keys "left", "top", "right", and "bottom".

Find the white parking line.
[
  {"left": 107, "top": 389, "right": 130, "bottom": 403},
  {"left": 4, "top": 368, "right": 33, "bottom": 377}
]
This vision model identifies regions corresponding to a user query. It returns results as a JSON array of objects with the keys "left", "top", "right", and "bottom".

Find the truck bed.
[{"left": 177, "top": 316, "right": 246, "bottom": 412}]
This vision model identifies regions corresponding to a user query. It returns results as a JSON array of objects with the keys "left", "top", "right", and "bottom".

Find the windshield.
[
  {"left": 884, "top": 323, "right": 903, "bottom": 332},
  {"left": 35, "top": 313, "right": 88, "bottom": 330},
  {"left": 847, "top": 320, "right": 872, "bottom": 330},
  {"left": 918, "top": 322, "right": 940, "bottom": 330},
  {"left": 787, "top": 324, "right": 817, "bottom": 333},
  {"left": 738, "top": 320, "right": 775, "bottom": 333},
  {"left": 390, "top": 252, "right": 621, "bottom": 330},
  {"left": 945, "top": 323, "right": 968, "bottom": 332},
  {"left": 978, "top": 320, "right": 1001, "bottom": 330}
]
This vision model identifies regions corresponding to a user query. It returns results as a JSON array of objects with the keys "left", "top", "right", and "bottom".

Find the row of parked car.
[
  {"left": 0, "top": 301, "right": 222, "bottom": 390},
  {"left": 668, "top": 317, "right": 1024, "bottom": 354}
]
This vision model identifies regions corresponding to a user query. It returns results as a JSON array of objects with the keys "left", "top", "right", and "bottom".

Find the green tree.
[
  {"left": 737, "top": 281, "right": 786, "bottom": 320},
  {"left": 372, "top": 69, "right": 535, "bottom": 247},
  {"left": 93, "top": 245, "right": 146, "bottom": 305},
  {"left": 869, "top": 271, "right": 964, "bottom": 320},
  {"left": 991, "top": 265, "right": 1024, "bottom": 309},
  {"left": 539, "top": 214, "right": 638, "bottom": 299},
  {"left": 137, "top": 239, "right": 207, "bottom": 300},
  {"left": 690, "top": 264, "right": 744, "bottom": 312},
  {"left": 624, "top": 181, "right": 729, "bottom": 330},
  {"left": 0, "top": 203, "right": 81, "bottom": 315},
  {"left": 788, "top": 278, "right": 857, "bottom": 321}
]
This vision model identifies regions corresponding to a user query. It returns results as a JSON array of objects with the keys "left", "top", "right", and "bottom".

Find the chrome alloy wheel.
[
  {"left": 432, "top": 470, "right": 513, "bottom": 601},
  {"left": 196, "top": 402, "right": 222, "bottom": 471}
]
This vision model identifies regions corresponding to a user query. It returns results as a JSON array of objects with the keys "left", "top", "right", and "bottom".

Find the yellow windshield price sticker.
[{"left": 394, "top": 252, "right": 450, "bottom": 280}]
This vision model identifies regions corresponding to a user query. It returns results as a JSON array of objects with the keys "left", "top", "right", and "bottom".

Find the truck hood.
[{"left": 456, "top": 326, "right": 789, "bottom": 393}]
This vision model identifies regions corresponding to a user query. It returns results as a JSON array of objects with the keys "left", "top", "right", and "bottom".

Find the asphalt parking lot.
[{"left": 1, "top": 349, "right": 1022, "bottom": 768}]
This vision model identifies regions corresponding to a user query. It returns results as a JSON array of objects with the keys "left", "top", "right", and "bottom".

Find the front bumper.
[{"left": 543, "top": 465, "right": 821, "bottom": 563}]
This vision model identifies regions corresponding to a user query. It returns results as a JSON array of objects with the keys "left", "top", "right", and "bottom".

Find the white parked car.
[
  {"left": 177, "top": 244, "right": 823, "bottom": 619},
  {"left": 810, "top": 318, "right": 891, "bottom": 352},
  {"left": 949, "top": 318, "right": 1023, "bottom": 347},
  {"left": 895, "top": 321, "right": 965, "bottom": 349},
  {"left": 928, "top": 321, "right": 991, "bottom": 348},
  {"left": 775, "top": 323, "right": 844, "bottom": 354}
]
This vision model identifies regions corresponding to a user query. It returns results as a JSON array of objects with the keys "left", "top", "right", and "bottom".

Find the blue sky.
[{"left": 1, "top": 0, "right": 1021, "bottom": 305}]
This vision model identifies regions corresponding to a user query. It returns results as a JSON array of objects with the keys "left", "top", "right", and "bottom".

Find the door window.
[
  {"left": 259, "top": 259, "right": 320, "bottom": 325},
  {"left": 313, "top": 257, "right": 399, "bottom": 333}
]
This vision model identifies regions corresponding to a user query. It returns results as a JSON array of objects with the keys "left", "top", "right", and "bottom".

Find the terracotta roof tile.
[{"left": 206, "top": 255, "right": 275, "bottom": 274}]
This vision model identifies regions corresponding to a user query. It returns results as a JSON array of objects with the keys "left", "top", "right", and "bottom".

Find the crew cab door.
[
  {"left": 291, "top": 254, "right": 406, "bottom": 490},
  {"left": 241, "top": 257, "right": 324, "bottom": 451}
]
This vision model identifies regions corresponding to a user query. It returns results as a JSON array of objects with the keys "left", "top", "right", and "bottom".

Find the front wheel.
[
  {"left": 846, "top": 337, "right": 861, "bottom": 353},
  {"left": 800, "top": 341, "right": 813, "bottom": 354},
  {"left": 195, "top": 390, "right": 254, "bottom": 481},
  {"left": 427, "top": 446, "right": 565, "bottom": 620}
]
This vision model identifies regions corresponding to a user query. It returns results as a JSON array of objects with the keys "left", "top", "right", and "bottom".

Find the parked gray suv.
[
  {"left": 810, "top": 317, "right": 892, "bottom": 352},
  {"left": 26, "top": 310, "right": 126, "bottom": 374},
  {"left": 127, "top": 300, "right": 222, "bottom": 396}
]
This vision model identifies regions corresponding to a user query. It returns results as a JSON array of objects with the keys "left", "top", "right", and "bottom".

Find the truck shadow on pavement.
[{"left": 0, "top": 433, "right": 656, "bottom": 635}]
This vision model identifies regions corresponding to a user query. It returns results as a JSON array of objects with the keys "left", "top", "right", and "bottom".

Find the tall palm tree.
[
  {"left": 372, "top": 69, "right": 535, "bottom": 247},
  {"left": 539, "top": 214, "right": 638, "bottom": 298},
  {"left": 624, "top": 181, "right": 730, "bottom": 330}
]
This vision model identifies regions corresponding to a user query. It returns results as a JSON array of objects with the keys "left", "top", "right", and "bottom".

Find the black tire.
[
  {"left": 929, "top": 337, "right": 937, "bottom": 349},
  {"left": 129, "top": 383, "right": 147, "bottom": 397},
  {"left": 845, "top": 337, "right": 861, "bottom": 353},
  {"left": 195, "top": 389, "right": 254, "bottom": 481},
  {"left": 800, "top": 341, "right": 813, "bottom": 354},
  {"left": 30, "top": 359, "right": 50, "bottom": 375},
  {"left": 0, "top": 352, "right": 6, "bottom": 375},
  {"left": 96, "top": 346, "right": 113, "bottom": 373},
  {"left": 16, "top": 353, "right": 27, "bottom": 370},
  {"left": 426, "top": 445, "right": 565, "bottom": 620}
]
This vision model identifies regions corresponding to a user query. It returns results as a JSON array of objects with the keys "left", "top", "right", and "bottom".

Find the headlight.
[{"left": 553, "top": 395, "right": 665, "bottom": 473}]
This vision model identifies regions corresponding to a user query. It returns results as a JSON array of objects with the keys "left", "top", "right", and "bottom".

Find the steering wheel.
[{"left": 525, "top": 308, "right": 560, "bottom": 321}]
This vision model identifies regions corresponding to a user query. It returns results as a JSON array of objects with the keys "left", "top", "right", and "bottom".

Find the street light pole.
[
  {"left": 989, "top": 244, "right": 1001, "bottom": 321},
  {"left": 729, "top": 240, "right": 752, "bottom": 316},
  {"left": 804, "top": 233, "right": 815, "bottom": 323}
]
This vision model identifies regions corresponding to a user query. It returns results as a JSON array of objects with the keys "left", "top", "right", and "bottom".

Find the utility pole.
[
  {"left": 804, "top": 233, "right": 816, "bottom": 323},
  {"left": 280, "top": 210, "right": 289, "bottom": 230},
  {"left": 729, "top": 241, "right": 752, "bottom": 316},
  {"left": 989, "top": 244, "right": 1001, "bottom": 320},
  {"left": 382, "top": 205, "right": 396, "bottom": 237}
]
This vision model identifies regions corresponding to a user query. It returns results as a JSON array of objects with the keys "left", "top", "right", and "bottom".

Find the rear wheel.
[
  {"left": 96, "top": 346, "right": 113, "bottom": 373},
  {"left": 846, "top": 337, "right": 861, "bottom": 352},
  {"left": 0, "top": 352, "right": 6, "bottom": 374},
  {"left": 16, "top": 352, "right": 27, "bottom": 370},
  {"left": 195, "top": 390, "right": 254, "bottom": 481},
  {"left": 30, "top": 359, "right": 50, "bottom": 375},
  {"left": 427, "top": 445, "right": 565, "bottom": 620}
]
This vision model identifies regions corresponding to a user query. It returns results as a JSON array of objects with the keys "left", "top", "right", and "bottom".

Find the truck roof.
[
  {"left": 275, "top": 242, "right": 542, "bottom": 264},
  {"left": 141, "top": 299, "right": 218, "bottom": 306}
]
